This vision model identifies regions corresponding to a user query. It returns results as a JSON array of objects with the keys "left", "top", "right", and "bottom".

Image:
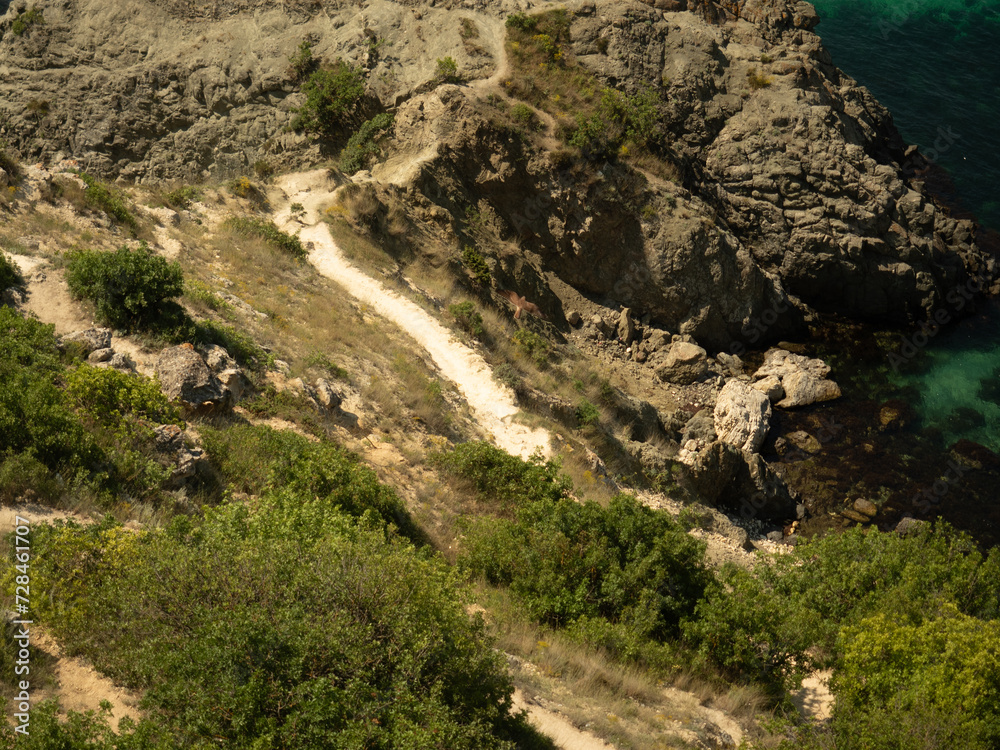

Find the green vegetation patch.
[
  {"left": 432, "top": 441, "right": 571, "bottom": 511},
  {"left": 65, "top": 243, "right": 184, "bottom": 332},
  {"left": 461, "top": 493, "right": 711, "bottom": 638},
  {"left": 16, "top": 491, "right": 537, "bottom": 747},
  {"left": 0, "top": 252, "right": 23, "bottom": 289},
  {"left": 222, "top": 216, "right": 307, "bottom": 259},
  {"left": 11, "top": 6, "right": 44, "bottom": 36},
  {"left": 460, "top": 245, "right": 491, "bottom": 286},
  {"left": 79, "top": 172, "right": 138, "bottom": 231},
  {"left": 292, "top": 59, "right": 366, "bottom": 137},
  {"left": 339, "top": 112, "right": 395, "bottom": 174},
  {"left": 503, "top": 9, "right": 665, "bottom": 160},
  {"left": 448, "top": 300, "right": 485, "bottom": 339},
  {"left": 163, "top": 185, "right": 202, "bottom": 209}
]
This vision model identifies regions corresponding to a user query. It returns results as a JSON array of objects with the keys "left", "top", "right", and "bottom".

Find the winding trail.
[{"left": 273, "top": 170, "right": 551, "bottom": 459}]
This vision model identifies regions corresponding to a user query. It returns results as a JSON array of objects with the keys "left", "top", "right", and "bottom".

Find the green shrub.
[
  {"left": 833, "top": 605, "right": 1000, "bottom": 749},
  {"left": 0, "top": 451, "right": 61, "bottom": 502},
  {"left": 222, "top": 216, "right": 307, "bottom": 259},
  {"left": 431, "top": 441, "right": 571, "bottom": 511},
  {"left": 304, "top": 350, "right": 349, "bottom": 379},
  {"left": 339, "top": 112, "right": 395, "bottom": 174},
  {"left": 11, "top": 6, "right": 44, "bottom": 36},
  {"left": 225, "top": 175, "right": 261, "bottom": 201},
  {"left": 569, "top": 87, "right": 661, "bottom": 158},
  {"left": 510, "top": 102, "right": 538, "bottom": 130},
  {"left": 493, "top": 362, "right": 523, "bottom": 392},
  {"left": 683, "top": 523, "right": 1000, "bottom": 692},
  {"left": 288, "top": 39, "right": 317, "bottom": 81},
  {"left": 435, "top": 56, "right": 460, "bottom": 83},
  {"left": 163, "top": 185, "right": 201, "bottom": 209},
  {"left": 506, "top": 12, "right": 538, "bottom": 32},
  {"left": 65, "top": 366, "right": 182, "bottom": 427},
  {"left": 18, "top": 489, "right": 538, "bottom": 747},
  {"left": 461, "top": 493, "right": 712, "bottom": 637},
  {"left": 292, "top": 60, "right": 366, "bottom": 136},
  {"left": 576, "top": 398, "right": 600, "bottom": 427},
  {"left": 65, "top": 243, "right": 184, "bottom": 331},
  {"left": 512, "top": 328, "right": 549, "bottom": 368},
  {"left": 0, "top": 252, "right": 23, "bottom": 289},
  {"left": 448, "top": 301, "right": 485, "bottom": 339},
  {"left": 460, "top": 245, "right": 491, "bottom": 286},
  {"left": 79, "top": 172, "right": 137, "bottom": 231},
  {"left": 252, "top": 159, "right": 273, "bottom": 179}
]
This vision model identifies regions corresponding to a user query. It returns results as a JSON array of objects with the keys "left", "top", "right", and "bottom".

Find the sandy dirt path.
[
  {"left": 273, "top": 171, "right": 551, "bottom": 459},
  {"left": 512, "top": 690, "right": 614, "bottom": 750}
]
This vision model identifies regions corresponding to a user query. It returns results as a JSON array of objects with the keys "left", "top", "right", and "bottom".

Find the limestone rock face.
[
  {"left": 156, "top": 344, "right": 226, "bottom": 412},
  {"left": 753, "top": 349, "right": 841, "bottom": 408},
  {"left": 714, "top": 379, "right": 772, "bottom": 453},
  {"left": 61, "top": 328, "right": 112, "bottom": 355},
  {"left": 686, "top": 441, "right": 797, "bottom": 521},
  {"left": 656, "top": 341, "right": 709, "bottom": 384}
]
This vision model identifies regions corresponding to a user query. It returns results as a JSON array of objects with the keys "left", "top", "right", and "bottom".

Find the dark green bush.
[
  {"left": 576, "top": 398, "right": 600, "bottom": 427},
  {"left": 65, "top": 243, "right": 184, "bottom": 331},
  {"left": 200, "top": 422, "right": 414, "bottom": 536},
  {"left": 11, "top": 6, "right": 44, "bottom": 36},
  {"left": 683, "top": 523, "right": 1000, "bottom": 692},
  {"left": 569, "top": 87, "right": 661, "bottom": 158},
  {"left": 339, "top": 113, "right": 395, "bottom": 174},
  {"left": 448, "top": 301, "right": 485, "bottom": 339},
  {"left": 0, "top": 252, "right": 23, "bottom": 289},
  {"left": 292, "top": 60, "right": 366, "bottom": 136},
  {"left": 432, "top": 441, "right": 571, "bottom": 511},
  {"left": 462, "top": 493, "right": 712, "bottom": 638},
  {"left": 512, "top": 328, "right": 549, "bottom": 368},
  {"left": 79, "top": 173, "right": 137, "bottom": 231},
  {"left": 460, "top": 245, "right": 491, "bottom": 286},
  {"left": 222, "top": 216, "right": 306, "bottom": 259}
]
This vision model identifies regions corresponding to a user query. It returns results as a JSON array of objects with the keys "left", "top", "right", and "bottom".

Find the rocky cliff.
[{"left": 1, "top": 0, "right": 993, "bottom": 346}]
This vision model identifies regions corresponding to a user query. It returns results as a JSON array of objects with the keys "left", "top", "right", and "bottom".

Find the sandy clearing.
[
  {"left": 513, "top": 690, "right": 614, "bottom": 750},
  {"left": 32, "top": 628, "right": 143, "bottom": 729},
  {"left": 791, "top": 669, "right": 834, "bottom": 722},
  {"left": 273, "top": 170, "right": 551, "bottom": 460}
]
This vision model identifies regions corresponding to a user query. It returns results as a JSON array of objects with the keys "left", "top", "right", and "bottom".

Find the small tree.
[
  {"left": 292, "top": 60, "right": 366, "bottom": 137},
  {"left": 66, "top": 243, "right": 184, "bottom": 331}
]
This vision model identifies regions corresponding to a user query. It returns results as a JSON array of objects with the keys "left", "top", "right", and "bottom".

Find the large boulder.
[
  {"left": 714, "top": 379, "right": 772, "bottom": 453},
  {"left": 156, "top": 344, "right": 226, "bottom": 412},
  {"left": 655, "top": 341, "right": 709, "bottom": 385},
  {"left": 686, "top": 442, "right": 797, "bottom": 521},
  {"left": 753, "top": 349, "right": 841, "bottom": 408},
  {"left": 61, "top": 328, "right": 112, "bottom": 355}
]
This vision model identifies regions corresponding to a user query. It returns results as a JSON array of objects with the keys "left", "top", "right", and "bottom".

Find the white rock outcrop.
[{"left": 714, "top": 379, "right": 772, "bottom": 453}]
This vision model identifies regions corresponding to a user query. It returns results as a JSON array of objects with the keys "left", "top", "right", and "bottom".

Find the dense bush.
[
  {"left": 65, "top": 365, "right": 182, "bottom": 427},
  {"left": 460, "top": 245, "right": 491, "bottom": 286},
  {"left": 222, "top": 216, "right": 306, "bottom": 259},
  {"left": 66, "top": 243, "right": 184, "bottom": 331},
  {"left": 435, "top": 56, "right": 461, "bottom": 83},
  {"left": 432, "top": 441, "right": 571, "bottom": 511},
  {"left": 292, "top": 60, "right": 366, "bottom": 136},
  {"left": 684, "top": 523, "right": 1000, "bottom": 691},
  {"left": 569, "top": 87, "right": 661, "bottom": 158},
  {"left": 0, "top": 251, "right": 23, "bottom": 289},
  {"left": 832, "top": 605, "right": 1000, "bottom": 750},
  {"left": 512, "top": 328, "right": 549, "bottom": 368},
  {"left": 163, "top": 185, "right": 201, "bottom": 209},
  {"left": 20, "top": 493, "right": 538, "bottom": 748},
  {"left": 200, "top": 423, "right": 417, "bottom": 540},
  {"left": 462, "top": 494, "right": 712, "bottom": 638},
  {"left": 338, "top": 112, "right": 395, "bottom": 174}
]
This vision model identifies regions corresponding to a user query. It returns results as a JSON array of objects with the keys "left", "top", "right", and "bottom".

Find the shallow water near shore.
[{"left": 786, "top": 0, "right": 1000, "bottom": 530}]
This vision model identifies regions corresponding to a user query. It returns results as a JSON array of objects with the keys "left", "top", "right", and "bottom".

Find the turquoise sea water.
[{"left": 810, "top": 0, "right": 1000, "bottom": 451}]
